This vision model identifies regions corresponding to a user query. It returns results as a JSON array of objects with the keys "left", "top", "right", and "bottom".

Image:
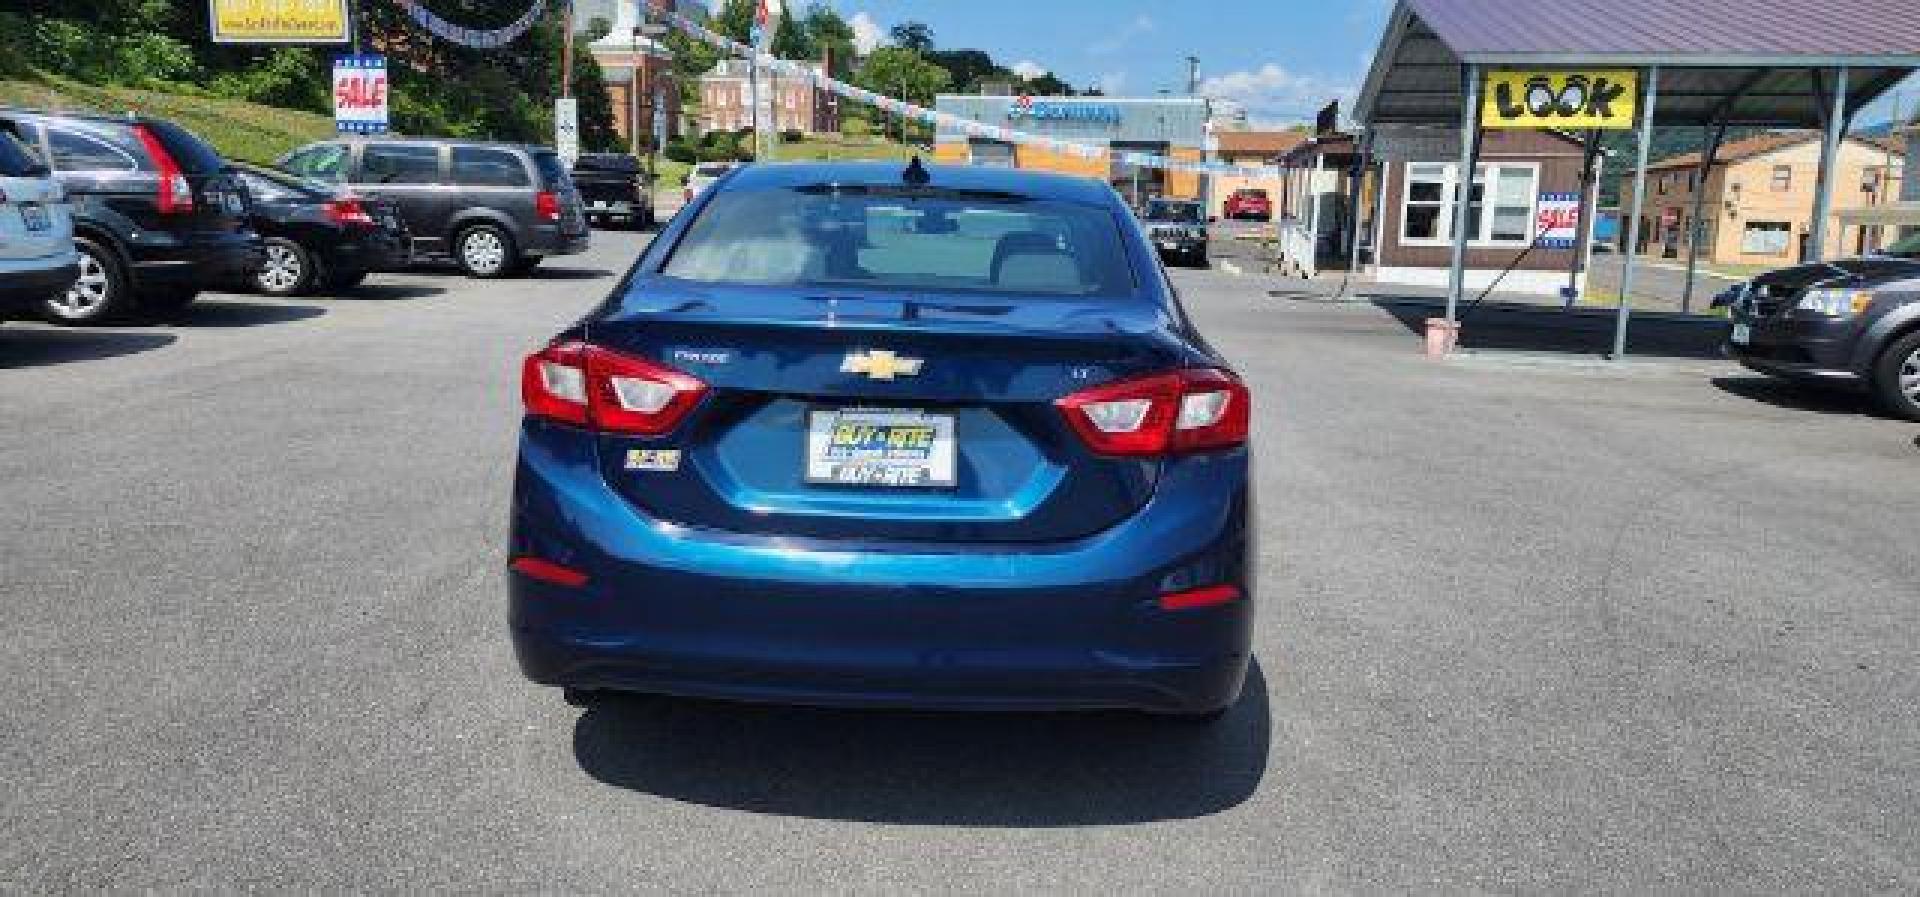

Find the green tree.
[
  {"left": 854, "top": 47, "right": 949, "bottom": 141},
  {"left": 801, "top": 3, "right": 856, "bottom": 76},
  {"left": 771, "top": 9, "right": 815, "bottom": 60},
  {"left": 888, "top": 21, "right": 934, "bottom": 53},
  {"left": 712, "top": 0, "right": 756, "bottom": 45}
]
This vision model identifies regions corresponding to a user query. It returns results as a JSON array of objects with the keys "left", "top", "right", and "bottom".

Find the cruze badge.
[{"left": 841, "top": 349, "right": 924, "bottom": 381}]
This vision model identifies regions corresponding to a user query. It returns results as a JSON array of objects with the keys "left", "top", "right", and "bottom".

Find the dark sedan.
[{"left": 230, "top": 164, "right": 410, "bottom": 295}]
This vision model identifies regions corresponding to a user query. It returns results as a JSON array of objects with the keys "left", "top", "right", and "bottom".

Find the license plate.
[
  {"left": 19, "top": 203, "right": 48, "bottom": 231},
  {"left": 1731, "top": 323, "right": 1751, "bottom": 345},
  {"left": 805, "top": 408, "right": 956, "bottom": 488},
  {"left": 224, "top": 192, "right": 246, "bottom": 214}
]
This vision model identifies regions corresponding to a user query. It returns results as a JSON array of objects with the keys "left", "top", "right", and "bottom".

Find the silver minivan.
[{"left": 0, "top": 123, "right": 77, "bottom": 319}]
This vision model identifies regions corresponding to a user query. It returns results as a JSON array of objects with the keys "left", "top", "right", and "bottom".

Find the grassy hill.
[{"left": 0, "top": 72, "right": 335, "bottom": 164}]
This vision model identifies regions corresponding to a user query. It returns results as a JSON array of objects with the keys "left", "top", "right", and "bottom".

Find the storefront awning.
[{"left": 1836, "top": 202, "right": 1920, "bottom": 227}]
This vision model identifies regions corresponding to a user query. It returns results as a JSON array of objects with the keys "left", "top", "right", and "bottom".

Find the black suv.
[
  {"left": 0, "top": 108, "right": 260, "bottom": 323},
  {"left": 277, "top": 137, "right": 588, "bottom": 278},
  {"left": 1721, "top": 249, "right": 1920, "bottom": 420},
  {"left": 570, "top": 152, "right": 653, "bottom": 228},
  {"left": 1139, "top": 198, "right": 1209, "bottom": 267}
]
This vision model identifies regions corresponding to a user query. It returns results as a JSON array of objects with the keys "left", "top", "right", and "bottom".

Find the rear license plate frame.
[
  {"left": 19, "top": 203, "right": 48, "bottom": 232},
  {"left": 804, "top": 407, "right": 957, "bottom": 489}
]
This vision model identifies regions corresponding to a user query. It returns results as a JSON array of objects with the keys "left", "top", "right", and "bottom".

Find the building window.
[
  {"left": 1686, "top": 170, "right": 1698, "bottom": 192},
  {"left": 1657, "top": 173, "right": 1669, "bottom": 195},
  {"left": 1741, "top": 221, "right": 1792, "bottom": 254},
  {"left": 1771, "top": 165, "right": 1793, "bottom": 191},
  {"left": 1400, "top": 162, "right": 1540, "bottom": 245},
  {"left": 1863, "top": 166, "right": 1883, "bottom": 193}
]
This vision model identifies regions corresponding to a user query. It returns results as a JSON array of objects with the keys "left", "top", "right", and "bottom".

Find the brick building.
[{"left": 697, "top": 58, "right": 840, "bottom": 136}]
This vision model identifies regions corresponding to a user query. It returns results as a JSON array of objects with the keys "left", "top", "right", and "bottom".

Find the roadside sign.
[
  {"left": 1536, "top": 192, "right": 1581, "bottom": 248},
  {"left": 1482, "top": 70, "right": 1639, "bottom": 130},
  {"left": 555, "top": 98, "right": 580, "bottom": 167},
  {"left": 650, "top": 87, "right": 666, "bottom": 150},
  {"left": 210, "top": 0, "right": 350, "bottom": 44},
  {"left": 332, "top": 55, "right": 389, "bottom": 135}
]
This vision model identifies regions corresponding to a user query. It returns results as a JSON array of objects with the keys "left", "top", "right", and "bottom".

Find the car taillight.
[
  {"left": 132, "top": 124, "right": 194, "bottom": 215},
  {"left": 1055, "top": 368, "right": 1249, "bottom": 458},
  {"left": 521, "top": 341, "right": 707, "bottom": 435},
  {"left": 535, "top": 190, "right": 561, "bottom": 222},
  {"left": 325, "top": 197, "right": 375, "bottom": 227}
]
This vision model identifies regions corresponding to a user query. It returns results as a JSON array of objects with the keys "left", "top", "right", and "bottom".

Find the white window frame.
[{"left": 1399, "top": 161, "right": 1541, "bottom": 248}]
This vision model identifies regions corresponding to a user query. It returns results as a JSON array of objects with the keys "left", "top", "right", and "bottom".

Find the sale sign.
[
  {"left": 1535, "top": 192, "right": 1581, "bottom": 249},
  {"left": 333, "top": 55, "right": 389, "bottom": 135}
]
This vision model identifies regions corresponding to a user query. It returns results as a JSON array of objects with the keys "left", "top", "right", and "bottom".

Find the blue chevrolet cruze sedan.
[{"left": 509, "top": 160, "right": 1253, "bottom": 720}]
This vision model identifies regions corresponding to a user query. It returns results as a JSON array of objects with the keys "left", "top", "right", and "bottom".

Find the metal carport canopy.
[{"left": 1355, "top": 0, "right": 1920, "bottom": 129}]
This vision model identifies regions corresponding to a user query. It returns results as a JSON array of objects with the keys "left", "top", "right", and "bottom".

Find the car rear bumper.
[
  {"left": 526, "top": 225, "right": 591, "bottom": 258},
  {"left": 508, "top": 422, "right": 1255, "bottom": 714},
  {"left": 321, "top": 233, "right": 413, "bottom": 274},
  {"left": 128, "top": 230, "right": 264, "bottom": 286},
  {"left": 0, "top": 258, "right": 79, "bottom": 313}
]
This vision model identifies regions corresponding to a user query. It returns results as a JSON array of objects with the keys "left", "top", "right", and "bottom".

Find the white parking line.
[{"left": 1218, "top": 260, "right": 1243, "bottom": 276}]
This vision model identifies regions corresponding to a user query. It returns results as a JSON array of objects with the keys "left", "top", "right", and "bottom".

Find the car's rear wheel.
[
  {"left": 254, "top": 237, "right": 314, "bottom": 296},
  {"left": 44, "top": 238, "right": 128, "bottom": 325},
  {"left": 1871, "top": 330, "right": 1920, "bottom": 422},
  {"left": 455, "top": 224, "right": 515, "bottom": 278}
]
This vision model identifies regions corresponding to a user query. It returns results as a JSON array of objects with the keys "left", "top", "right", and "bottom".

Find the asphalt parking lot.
[{"left": 3, "top": 229, "right": 1916, "bottom": 890}]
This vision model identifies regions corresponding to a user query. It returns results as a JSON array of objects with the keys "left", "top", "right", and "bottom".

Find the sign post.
[
  {"left": 211, "top": 0, "right": 351, "bottom": 43},
  {"left": 332, "top": 55, "right": 389, "bottom": 135},
  {"left": 555, "top": 98, "right": 581, "bottom": 168}
]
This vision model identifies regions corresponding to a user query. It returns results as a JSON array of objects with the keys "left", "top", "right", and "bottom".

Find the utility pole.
[
  {"left": 1186, "top": 56, "right": 1199, "bottom": 96},
  {"left": 349, "top": 0, "right": 363, "bottom": 55},
  {"left": 560, "top": 0, "right": 574, "bottom": 98},
  {"left": 630, "top": 26, "right": 642, "bottom": 156}
]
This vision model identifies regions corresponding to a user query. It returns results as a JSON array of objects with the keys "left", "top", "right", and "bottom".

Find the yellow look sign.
[
  {"left": 1482, "top": 70, "right": 1640, "bottom": 129},
  {"left": 210, "top": 0, "right": 350, "bottom": 43}
]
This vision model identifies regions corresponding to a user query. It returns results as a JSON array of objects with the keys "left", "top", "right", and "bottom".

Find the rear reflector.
[
  {"left": 132, "top": 124, "right": 194, "bottom": 216},
  {"left": 1056, "top": 367, "right": 1249, "bottom": 458},
  {"left": 510, "top": 556, "right": 588, "bottom": 587},
  {"left": 1158, "top": 584, "right": 1241, "bottom": 611},
  {"left": 521, "top": 341, "right": 708, "bottom": 435}
]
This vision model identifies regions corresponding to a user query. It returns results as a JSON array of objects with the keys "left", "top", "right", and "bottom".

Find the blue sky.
[{"left": 784, "top": 1, "right": 1913, "bottom": 129}]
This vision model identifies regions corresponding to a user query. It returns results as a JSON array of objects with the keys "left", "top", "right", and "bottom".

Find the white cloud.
[
  {"left": 1201, "top": 63, "right": 1353, "bottom": 126},
  {"left": 1010, "top": 60, "right": 1048, "bottom": 81},
  {"left": 1097, "top": 71, "right": 1128, "bottom": 95},
  {"left": 1089, "top": 14, "right": 1153, "bottom": 55},
  {"left": 849, "top": 11, "right": 882, "bottom": 55}
]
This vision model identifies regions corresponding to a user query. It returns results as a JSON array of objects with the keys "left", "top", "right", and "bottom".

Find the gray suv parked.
[{"left": 277, "top": 137, "right": 588, "bottom": 278}]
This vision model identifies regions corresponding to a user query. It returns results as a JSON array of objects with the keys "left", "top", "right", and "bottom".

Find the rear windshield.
[
  {"left": 530, "top": 151, "right": 571, "bottom": 189},
  {"left": 0, "top": 125, "right": 45, "bottom": 177},
  {"left": 1236, "top": 189, "right": 1267, "bottom": 198},
  {"left": 662, "top": 185, "right": 1136, "bottom": 297},
  {"left": 142, "top": 120, "right": 225, "bottom": 174},
  {"left": 694, "top": 164, "right": 732, "bottom": 178}
]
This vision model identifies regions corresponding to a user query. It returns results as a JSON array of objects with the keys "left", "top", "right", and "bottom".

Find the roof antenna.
[{"left": 902, "top": 155, "right": 930, "bottom": 186}]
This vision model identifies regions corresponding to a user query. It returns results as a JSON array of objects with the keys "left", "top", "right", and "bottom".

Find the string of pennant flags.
[
  {"left": 664, "top": 11, "right": 1285, "bottom": 182},
  {"left": 396, "top": 0, "right": 549, "bottom": 50}
]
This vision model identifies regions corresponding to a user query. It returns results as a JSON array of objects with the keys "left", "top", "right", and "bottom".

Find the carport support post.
[
  {"left": 1612, "top": 65, "right": 1659, "bottom": 360},
  {"left": 1444, "top": 64, "right": 1482, "bottom": 327},
  {"left": 1807, "top": 66, "right": 1850, "bottom": 263},
  {"left": 1567, "top": 129, "right": 1602, "bottom": 308},
  {"left": 1680, "top": 121, "right": 1726, "bottom": 313},
  {"left": 1348, "top": 132, "right": 1372, "bottom": 273}
]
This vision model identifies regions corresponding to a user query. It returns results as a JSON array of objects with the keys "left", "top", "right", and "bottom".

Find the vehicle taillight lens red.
[
  {"left": 1055, "top": 368, "right": 1249, "bottom": 458},
  {"left": 325, "top": 197, "right": 375, "bottom": 227},
  {"left": 535, "top": 190, "right": 561, "bottom": 222},
  {"left": 132, "top": 124, "right": 194, "bottom": 215},
  {"left": 521, "top": 341, "right": 707, "bottom": 435}
]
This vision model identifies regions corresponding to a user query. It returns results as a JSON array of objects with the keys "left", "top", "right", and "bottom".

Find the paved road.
[
  {"left": 1586, "top": 252, "right": 1745, "bottom": 311},
  {"left": 3, "top": 232, "right": 1916, "bottom": 890}
]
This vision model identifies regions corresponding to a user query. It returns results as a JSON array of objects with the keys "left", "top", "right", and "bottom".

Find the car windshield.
[
  {"left": 662, "top": 185, "right": 1136, "bottom": 297},
  {"left": 0, "top": 126, "right": 45, "bottom": 177},
  {"left": 1145, "top": 201, "right": 1202, "bottom": 223}
]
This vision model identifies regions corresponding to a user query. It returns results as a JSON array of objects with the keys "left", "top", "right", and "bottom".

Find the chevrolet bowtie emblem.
[{"left": 841, "top": 349, "right": 924, "bottom": 380}]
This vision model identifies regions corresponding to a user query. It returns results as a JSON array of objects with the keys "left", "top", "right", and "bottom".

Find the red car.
[{"left": 1224, "top": 188, "right": 1271, "bottom": 221}]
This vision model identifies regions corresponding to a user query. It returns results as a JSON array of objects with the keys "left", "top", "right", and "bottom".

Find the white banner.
[
  {"left": 396, "top": 0, "right": 548, "bottom": 49},
  {"left": 333, "top": 55, "right": 389, "bottom": 135}
]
